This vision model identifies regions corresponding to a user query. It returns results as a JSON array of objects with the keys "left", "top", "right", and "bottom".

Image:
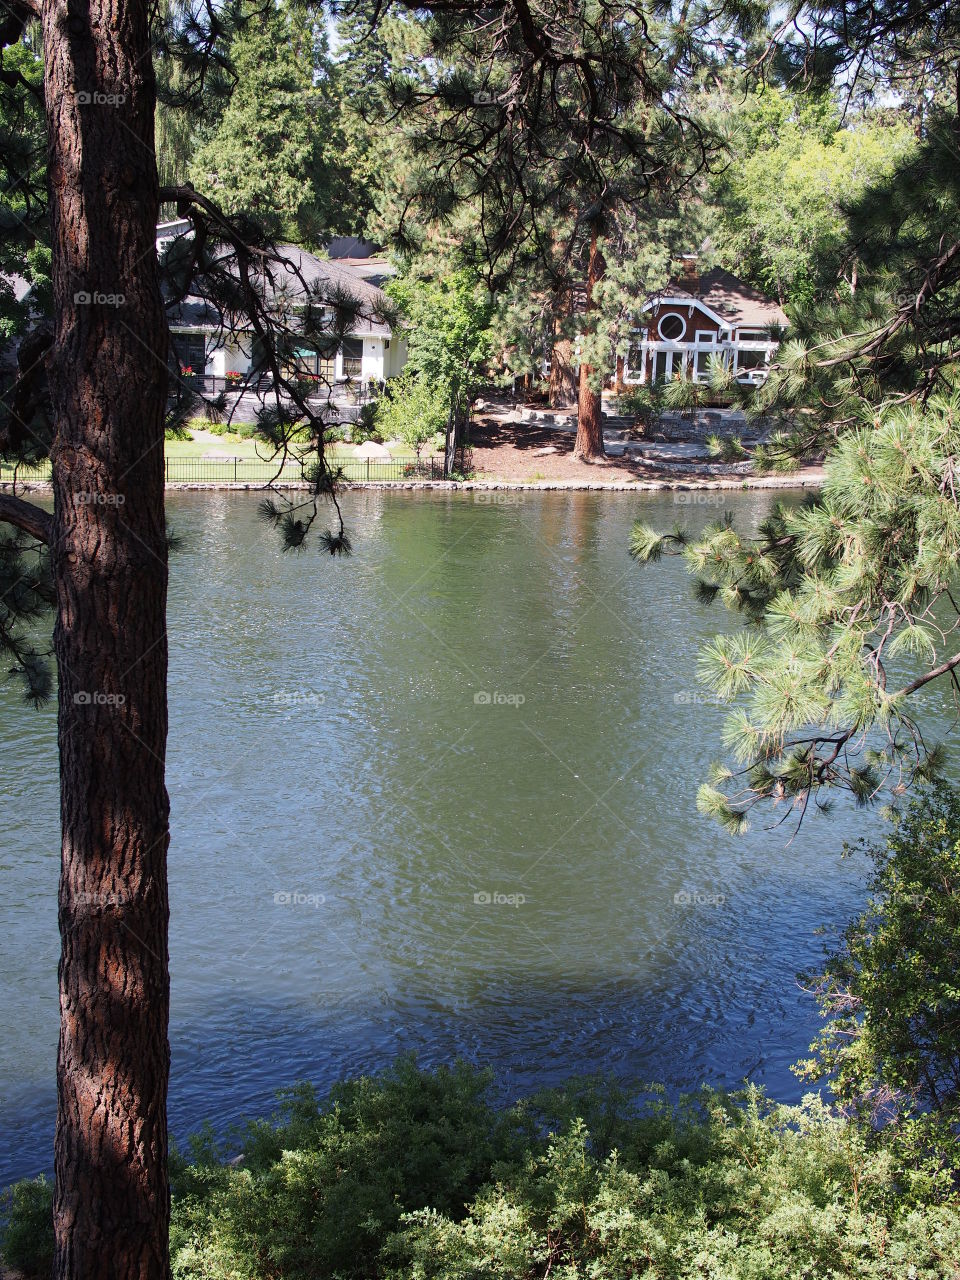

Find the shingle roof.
[
  {"left": 168, "top": 245, "right": 394, "bottom": 338},
  {"left": 269, "top": 247, "right": 394, "bottom": 336},
  {"left": 655, "top": 268, "right": 788, "bottom": 330}
]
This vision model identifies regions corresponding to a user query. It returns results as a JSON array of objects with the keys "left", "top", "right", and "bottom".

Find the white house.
[
  {"left": 158, "top": 223, "right": 407, "bottom": 391},
  {"left": 623, "top": 260, "right": 788, "bottom": 387}
]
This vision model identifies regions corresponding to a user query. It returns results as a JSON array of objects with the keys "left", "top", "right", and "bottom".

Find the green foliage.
[
  {"left": 617, "top": 382, "right": 665, "bottom": 428},
  {"left": 633, "top": 394, "right": 960, "bottom": 826},
  {"left": 350, "top": 400, "right": 383, "bottom": 444},
  {"left": 7, "top": 1059, "right": 960, "bottom": 1280},
  {"left": 374, "top": 373, "right": 448, "bottom": 456},
  {"left": 0, "top": 1174, "right": 53, "bottom": 1278},
  {"left": 189, "top": 1, "right": 352, "bottom": 244},
  {"left": 797, "top": 786, "right": 960, "bottom": 1145},
  {"left": 711, "top": 87, "right": 916, "bottom": 309},
  {"left": 168, "top": 1059, "right": 523, "bottom": 1280},
  {"left": 0, "top": 37, "right": 48, "bottom": 343},
  {"left": 386, "top": 268, "right": 495, "bottom": 410}
]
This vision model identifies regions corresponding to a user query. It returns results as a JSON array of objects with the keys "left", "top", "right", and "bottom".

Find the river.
[{"left": 0, "top": 487, "right": 938, "bottom": 1186}]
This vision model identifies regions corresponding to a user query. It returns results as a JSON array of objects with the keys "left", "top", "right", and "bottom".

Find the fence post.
[{"left": 234, "top": 458, "right": 238, "bottom": 483}]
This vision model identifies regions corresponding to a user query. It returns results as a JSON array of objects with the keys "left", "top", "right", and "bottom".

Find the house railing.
[
  {"left": 1, "top": 456, "right": 450, "bottom": 486},
  {"left": 174, "top": 373, "right": 384, "bottom": 404},
  {"left": 624, "top": 337, "right": 779, "bottom": 387}
]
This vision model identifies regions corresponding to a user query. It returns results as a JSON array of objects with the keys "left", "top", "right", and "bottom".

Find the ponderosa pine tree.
[
  {"left": 361, "top": 0, "right": 746, "bottom": 460},
  {"left": 0, "top": 3, "right": 365, "bottom": 1277},
  {"left": 190, "top": 0, "right": 355, "bottom": 244}
]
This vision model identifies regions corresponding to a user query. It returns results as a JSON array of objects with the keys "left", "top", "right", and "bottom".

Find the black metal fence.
[{"left": 1, "top": 455, "right": 449, "bottom": 486}]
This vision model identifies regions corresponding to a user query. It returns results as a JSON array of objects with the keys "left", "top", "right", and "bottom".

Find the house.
[
  {"left": 623, "top": 258, "right": 788, "bottom": 387},
  {"left": 157, "top": 222, "right": 407, "bottom": 392}
]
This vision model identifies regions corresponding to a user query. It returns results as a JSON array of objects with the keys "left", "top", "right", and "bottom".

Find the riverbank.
[
  {"left": 3, "top": 1060, "right": 957, "bottom": 1280},
  {"left": 3, "top": 468, "right": 823, "bottom": 495}
]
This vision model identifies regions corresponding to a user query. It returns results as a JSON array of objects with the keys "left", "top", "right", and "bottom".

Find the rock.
[
  {"left": 531, "top": 445, "right": 559, "bottom": 456},
  {"left": 353, "top": 440, "right": 392, "bottom": 458}
]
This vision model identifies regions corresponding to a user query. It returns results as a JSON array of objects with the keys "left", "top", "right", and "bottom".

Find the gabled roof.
[
  {"left": 652, "top": 268, "right": 788, "bottom": 330},
  {"left": 166, "top": 242, "right": 394, "bottom": 339},
  {"left": 268, "top": 247, "right": 394, "bottom": 337}
]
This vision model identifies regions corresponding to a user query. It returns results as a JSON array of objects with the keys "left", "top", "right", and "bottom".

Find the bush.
[
  {"left": 374, "top": 373, "right": 448, "bottom": 457},
  {"left": 4, "top": 1060, "right": 960, "bottom": 1280},
  {"left": 616, "top": 382, "right": 663, "bottom": 427},
  {"left": 797, "top": 784, "right": 960, "bottom": 1147},
  {"left": 0, "top": 1175, "right": 53, "bottom": 1278},
  {"left": 349, "top": 401, "right": 383, "bottom": 445}
]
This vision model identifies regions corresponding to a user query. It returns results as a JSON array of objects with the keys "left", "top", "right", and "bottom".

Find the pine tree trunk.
[
  {"left": 574, "top": 225, "right": 606, "bottom": 461},
  {"left": 42, "top": 2, "right": 172, "bottom": 1278},
  {"left": 548, "top": 294, "right": 576, "bottom": 408}
]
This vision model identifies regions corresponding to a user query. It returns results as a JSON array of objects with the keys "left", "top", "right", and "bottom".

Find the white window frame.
[{"left": 657, "top": 311, "right": 688, "bottom": 342}]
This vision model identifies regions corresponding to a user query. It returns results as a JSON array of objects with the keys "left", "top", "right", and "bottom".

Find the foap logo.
[
  {"left": 673, "top": 490, "right": 726, "bottom": 506},
  {"left": 473, "top": 690, "right": 526, "bottom": 707},
  {"left": 473, "top": 491, "right": 523, "bottom": 505},
  {"left": 74, "top": 290, "right": 126, "bottom": 308},
  {"left": 272, "top": 690, "right": 325, "bottom": 707},
  {"left": 473, "top": 90, "right": 496, "bottom": 104},
  {"left": 75, "top": 890, "right": 128, "bottom": 907},
  {"left": 673, "top": 690, "right": 722, "bottom": 706},
  {"left": 75, "top": 90, "right": 127, "bottom": 107},
  {"left": 673, "top": 889, "right": 726, "bottom": 908},
  {"left": 473, "top": 890, "right": 526, "bottom": 907},
  {"left": 73, "top": 690, "right": 126, "bottom": 707},
  {"left": 77, "top": 492, "right": 125, "bottom": 507},
  {"left": 273, "top": 891, "right": 326, "bottom": 908}
]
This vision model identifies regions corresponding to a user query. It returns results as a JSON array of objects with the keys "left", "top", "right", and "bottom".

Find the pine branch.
[{"left": 0, "top": 493, "right": 52, "bottom": 543}]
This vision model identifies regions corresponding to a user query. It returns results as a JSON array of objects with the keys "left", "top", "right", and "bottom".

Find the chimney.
[{"left": 680, "top": 253, "right": 699, "bottom": 292}]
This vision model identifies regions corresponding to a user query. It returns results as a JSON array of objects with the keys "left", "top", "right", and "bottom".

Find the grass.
[
  {"left": 166, "top": 431, "right": 428, "bottom": 461},
  {"left": 0, "top": 431, "right": 439, "bottom": 482}
]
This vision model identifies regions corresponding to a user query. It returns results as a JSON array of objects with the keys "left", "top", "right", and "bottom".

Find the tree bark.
[
  {"left": 548, "top": 293, "right": 576, "bottom": 408},
  {"left": 42, "top": 1, "right": 172, "bottom": 1279},
  {"left": 574, "top": 224, "right": 606, "bottom": 461}
]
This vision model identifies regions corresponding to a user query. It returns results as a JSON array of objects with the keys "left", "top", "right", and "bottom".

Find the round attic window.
[{"left": 658, "top": 312, "right": 686, "bottom": 341}]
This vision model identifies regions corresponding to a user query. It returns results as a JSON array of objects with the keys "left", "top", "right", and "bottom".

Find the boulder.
[{"left": 353, "top": 440, "right": 392, "bottom": 458}]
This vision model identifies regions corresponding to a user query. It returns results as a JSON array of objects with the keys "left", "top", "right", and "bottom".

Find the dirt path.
[{"left": 468, "top": 412, "right": 821, "bottom": 489}]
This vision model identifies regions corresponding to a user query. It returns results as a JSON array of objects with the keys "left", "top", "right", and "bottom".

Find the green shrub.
[
  {"left": 616, "top": 382, "right": 663, "bottom": 427},
  {"left": 0, "top": 1175, "right": 53, "bottom": 1278},
  {"left": 350, "top": 401, "right": 383, "bottom": 444},
  {"left": 797, "top": 784, "right": 960, "bottom": 1158},
  {"left": 6, "top": 1061, "right": 960, "bottom": 1280},
  {"left": 374, "top": 373, "right": 448, "bottom": 457},
  {"left": 169, "top": 1058, "right": 526, "bottom": 1280}
]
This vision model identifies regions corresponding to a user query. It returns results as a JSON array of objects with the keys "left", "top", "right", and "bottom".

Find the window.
[
  {"left": 736, "top": 348, "right": 767, "bottom": 371},
  {"left": 658, "top": 313, "right": 686, "bottom": 341},
  {"left": 692, "top": 348, "right": 713, "bottom": 381},
  {"left": 173, "top": 333, "right": 206, "bottom": 374},
  {"left": 736, "top": 328, "right": 769, "bottom": 342},
  {"left": 341, "top": 336, "right": 363, "bottom": 378},
  {"left": 694, "top": 329, "right": 716, "bottom": 344}
]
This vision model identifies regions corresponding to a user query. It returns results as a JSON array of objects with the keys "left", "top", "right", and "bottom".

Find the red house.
[{"left": 624, "top": 257, "right": 788, "bottom": 387}]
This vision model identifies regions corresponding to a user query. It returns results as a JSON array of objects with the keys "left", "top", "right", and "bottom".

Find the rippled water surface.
[{"left": 2, "top": 487, "right": 946, "bottom": 1186}]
